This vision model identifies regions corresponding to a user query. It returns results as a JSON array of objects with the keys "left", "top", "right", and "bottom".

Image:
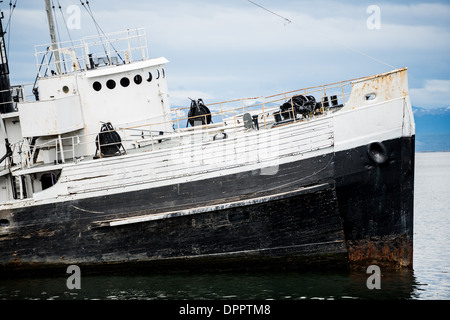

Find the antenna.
[{"left": 44, "top": 0, "right": 62, "bottom": 74}]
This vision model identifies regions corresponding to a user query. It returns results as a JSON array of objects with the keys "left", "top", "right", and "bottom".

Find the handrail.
[
  {"left": 34, "top": 28, "right": 149, "bottom": 77},
  {"left": 6, "top": 75, "right": 353, "bottom": 169},
  {"left": 0, "top": 84, "right": 36, "bottom": 112}
]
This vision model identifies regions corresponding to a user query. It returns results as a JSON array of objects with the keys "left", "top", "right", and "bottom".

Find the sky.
[{"left": 3, "top": 0, "right": 450, "bottom": 108}]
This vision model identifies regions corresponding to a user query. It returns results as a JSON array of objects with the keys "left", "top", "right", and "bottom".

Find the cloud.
[
  {"left": 6, "top": 1, "right": 450, "bottom": 108},
  {"left": 410, "top": 80, "right": 450, "bottom": 108},
  {"left": 376, "top": 2, "right": 450, "bottom": 28}
]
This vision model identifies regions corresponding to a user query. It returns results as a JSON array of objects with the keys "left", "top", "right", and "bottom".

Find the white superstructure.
[
  {"left": 0, "top": 34, "right": 414, "bottom": 208},
  {"left": 0, "top": 28, "right": 173, "bottom": 202},
  {"left": 24, "top": 29, "right": 171, "bottom": 156}
]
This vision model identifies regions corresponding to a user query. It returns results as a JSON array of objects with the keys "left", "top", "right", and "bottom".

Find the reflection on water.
[
  {"left": 0, "top": 153, "right": 449, "bottom": 300},
  {"left": 412, "top": 153, "right": 450, "bottom": 300},
  {"left": 0, "top": 269, "right": 422, "bottom": 300}
]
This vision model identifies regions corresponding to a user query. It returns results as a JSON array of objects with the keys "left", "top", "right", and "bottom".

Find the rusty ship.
[{"left": 0, "top": 2, "right": 414, "bottom": 275}]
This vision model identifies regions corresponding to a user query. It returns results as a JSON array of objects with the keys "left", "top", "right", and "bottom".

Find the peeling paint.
[{"left": 347, "top": 235, "right": 413, "bottom": 269}]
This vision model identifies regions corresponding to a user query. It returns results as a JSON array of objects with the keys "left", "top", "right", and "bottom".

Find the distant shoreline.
[{"left": 416, "top": 151, "right": 450, "bottom": 153}]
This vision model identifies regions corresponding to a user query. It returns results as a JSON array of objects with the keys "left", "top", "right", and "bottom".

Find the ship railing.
[
  {"left": 171, "top": 78, "right": 353, "bottom": 131},
  {"left": 108, "top": 78, "right": 354, "bottom": 151},
  {"left": 0, "top": 83, "right": 37, "bottom": 112},
  {"left": 8, "top": 77, "right": 354, "bottom": 168},
  {"left": 8, "top": 135, "right": 81, "bottom": 170},
  {"left": 34, "top": 28, "right": 149, "bottom": 77}
]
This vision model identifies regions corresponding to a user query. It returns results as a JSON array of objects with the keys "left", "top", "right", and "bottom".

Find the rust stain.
[
  {"left": 36, "top": 229, "right": 57, "bottom": 237},
  {"left": 347, "top": 235, "right": 413, "bottom": 269},
  {"left": 10, "top": 254, "right": 22, "bottom": 267}
]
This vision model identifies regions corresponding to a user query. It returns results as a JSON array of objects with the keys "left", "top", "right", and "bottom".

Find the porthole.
[
  {"left": 156, "top": 69, "right": 160, "bottom": 79},
  {"left": 62, "top": 85, "right": 70, "bottom": 94},
  {"left": 106, "top": 79, "right": 116, "bottom": 89},
  {"left": 120, "top": 77, "right": 130, "bottom": 87},
  {"left": 367, "top": 141, "right": 388, "bottom": 166},
  {"left": 146, "top": 72, "right": 152, "bottom": 82},
  {"left": 134, "top": 74, "right": 142, "bottom": 84},
  {"left": 162, "top": 68, "right": 165, "bottom": 78},
  {"left": 0, "top": 219, "right": 9, "bottom": 227},
  {"left": 93, "top": 81, "right": 102, "bottom": 91},
  {"left": 365, "top": 93, "right": 376, "bottom": 101}
]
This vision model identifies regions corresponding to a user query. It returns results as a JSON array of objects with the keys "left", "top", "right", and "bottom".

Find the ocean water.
[{"left": 0, "top": 152, "right": 449, "bottom": 301}]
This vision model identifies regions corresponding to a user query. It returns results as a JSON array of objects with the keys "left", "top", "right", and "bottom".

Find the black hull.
[
  {"left": 0, "top": 136, "right": 414, "bottom": 274},
  {"left": 335, "top": 136, "right": 415, "bottom": 268}
]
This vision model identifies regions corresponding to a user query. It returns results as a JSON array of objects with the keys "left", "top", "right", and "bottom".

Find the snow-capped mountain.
[{"left": 413, "top": 106, "right": 450, "bottom": 152}]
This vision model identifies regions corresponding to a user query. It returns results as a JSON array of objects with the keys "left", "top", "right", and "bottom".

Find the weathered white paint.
[
  {"left": 20, "top": 116, "right": 334, "bottom": 206},
  {"left": 15, "top": 35, "right": 172, "bottom": 159},
  {"left": 0, "top": 24, "right": 414, "bottom": 214},
  {"left": 334, "top": 68, "right": 414, "bottom": 152},
  {"left": 94, "top": 183, "right": 329, "bottom": 227},
  {"left": 85, "top": 58, "right": 168, "bottom": 78},
  {"left": 18, "top": 94, "right": 84, "bottom": 137}
]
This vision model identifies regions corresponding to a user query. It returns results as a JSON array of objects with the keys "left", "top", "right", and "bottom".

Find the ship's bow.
[{"left": 334, "top": 68, "right": 415, "bottom": 269}]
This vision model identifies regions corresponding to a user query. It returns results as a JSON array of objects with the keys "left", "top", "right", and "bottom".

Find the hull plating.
[{"left": 0, "top": 136, "right": 414, "bottom": 273}]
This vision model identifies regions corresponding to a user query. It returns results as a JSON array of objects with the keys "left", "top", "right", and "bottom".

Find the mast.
[
  {"left": 44, "top": 0, "right": 61, "bottom": 74},
  {"left": 0, "top": 8, "right": 12, "bottom": 166},
  {"left": 0, "top": 9, "right": 13, "bottom": 114}
]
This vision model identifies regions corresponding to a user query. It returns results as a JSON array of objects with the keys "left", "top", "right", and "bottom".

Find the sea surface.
[{"left": 0, "top": 152, "right": 449, "bottom": 301}]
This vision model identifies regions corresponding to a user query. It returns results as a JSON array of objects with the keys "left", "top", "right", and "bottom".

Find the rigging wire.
[
  {"left": 5, "top": 0, "right": 17, "bottom": 31},
  {"left": 330, "top": 40, "right": 396, "bottom": 70},
  {"left": 56, "top": 0, "right": 75, "bottom": 48},
  {"left": 246, "top": 0, "right": 395, "bottom": 70},
  {"left": 79, "top": 0, "right": 124, "bottom": 64},
  {"left": 51, "top": 0, "right": 67, "bottom": 73},
  {"left": 247, "top": 0, "right": 291, "bottom": 25},
  {"left": 292, "top": 19, "right": 396, "bottom": 70},
  {"left": 5, "top": 0, "right": 18, "bottom": 57},
  {"left": 55, "top": 0, "right": 81, "bottom": 69},
  {"left": 79, "top": 0, "right": 109, "bottom": 58}
]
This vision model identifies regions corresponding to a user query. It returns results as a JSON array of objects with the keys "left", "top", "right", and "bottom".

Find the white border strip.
[{"left": 92, "top": 182, "right": 330, "bottom": 228}]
